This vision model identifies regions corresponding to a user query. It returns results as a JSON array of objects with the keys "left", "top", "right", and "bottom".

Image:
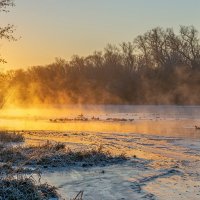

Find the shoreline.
[{"left": 0, "top": 129, "right": 200, "bottom": 199}]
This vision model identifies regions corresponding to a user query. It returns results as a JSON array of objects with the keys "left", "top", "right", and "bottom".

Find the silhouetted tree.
[
  {"left": 0, "top": 0, "right": 16, "bottom": 63},
  {"left": 1, "top": 25, "right": 200, "bottom": 106}
]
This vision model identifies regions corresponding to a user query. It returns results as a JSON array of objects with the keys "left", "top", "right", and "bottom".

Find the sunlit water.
[
  {"left": 1, "top": 105, "right": 200, "bottom": 199},
  {"left": 0, "top": 105, "right": 200, "bottom": 138}
]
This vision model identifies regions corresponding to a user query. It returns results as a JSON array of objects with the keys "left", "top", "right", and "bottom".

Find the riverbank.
[{"left": 1, "top": 130, "right": 200, "bottom": 199}]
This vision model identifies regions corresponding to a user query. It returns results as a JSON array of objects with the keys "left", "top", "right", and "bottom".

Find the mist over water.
[{"left": 1, "top": 105, "right": 200, "bottom": 139}]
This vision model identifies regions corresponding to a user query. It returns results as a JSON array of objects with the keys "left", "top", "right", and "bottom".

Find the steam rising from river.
[{"left": 0, "top": 105, "right": 200, "bottom": 138}]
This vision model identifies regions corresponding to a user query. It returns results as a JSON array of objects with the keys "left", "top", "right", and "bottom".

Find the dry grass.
[
  {"left": 0, "top": 174, "right": 60, "bottom": 200},
  {"left": 71, "top": 191, "right": 84, "bottom": 200},
  {"left": 0, "top": 163, "right": 15, "bottom": 176},
  {"left": 0, "top": 131, "right": 24, "bottom": 143},
  {"left": 0, "top": 142, "right": 127, "bottom": 168},
  {"left": 0, "top": 134, "right": 127, "bottom": 200},
  {"left": 0, "top": 163, "right": 36, "bottom": 176}
]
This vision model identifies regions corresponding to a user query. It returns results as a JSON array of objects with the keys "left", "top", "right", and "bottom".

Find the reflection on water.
[{"left": 0, "top": 105, "right": 200, "bottom": 138}]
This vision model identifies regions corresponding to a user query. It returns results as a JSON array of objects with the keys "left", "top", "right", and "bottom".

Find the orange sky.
[{"left": 1, "top": 0, "right": 200, "bottom": 70}]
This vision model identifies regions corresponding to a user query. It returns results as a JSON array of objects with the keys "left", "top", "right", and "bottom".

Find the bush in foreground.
[{"left": 0, "top": 174, "right": 60, "bottom": 200}]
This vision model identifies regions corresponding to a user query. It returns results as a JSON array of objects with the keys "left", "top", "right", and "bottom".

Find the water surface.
[{"left": 0, "top": 105, "right": 200, "bottom": 138}]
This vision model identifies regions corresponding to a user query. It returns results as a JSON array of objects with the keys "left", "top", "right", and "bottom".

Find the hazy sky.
[{"left": 1, "top": 0, "right": 200, "bottom": 69}]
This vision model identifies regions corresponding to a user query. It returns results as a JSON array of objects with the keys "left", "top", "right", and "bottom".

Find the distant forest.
[{"left": 1, "top": 26, "right": 200, "bottom": 107}]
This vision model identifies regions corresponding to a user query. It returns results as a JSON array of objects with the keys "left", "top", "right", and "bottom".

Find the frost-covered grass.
[
  {"left": 0, "top": 141, "right": 126, "bottom": 200},
  {"left": 0, "top": 131, "right": 24, "bottom": 143},
  {"left": 0, "top": 141, "right": 127, "bottom": 168},
  {"left": 0, "top": 132, "right": 128, "bottom": 200},
  {"left": 0, "top": 174, "right": 60, "bottom": 200}
]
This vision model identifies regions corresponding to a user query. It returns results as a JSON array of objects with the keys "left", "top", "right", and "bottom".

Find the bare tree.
[
  {"left": 120, "top": 42, "right": 136, "bottom": 72},
  {"left": 167, "top": 26, "right": 200, "bottom": 68},
  {"left": 0, "top": 0, "right": 16, "bottom": 63}
]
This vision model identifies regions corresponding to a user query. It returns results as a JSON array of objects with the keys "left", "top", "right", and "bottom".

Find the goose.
[{"left": 195, "top": 125, "right": 200, "bottom": 130}]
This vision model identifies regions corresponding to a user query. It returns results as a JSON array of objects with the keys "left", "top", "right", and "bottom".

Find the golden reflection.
[
  {"left": 0, "top": 107, "right": 199, "bottom": 138},
  {"left": 0, "top": 118, "right": 198, "bottom": 138}
]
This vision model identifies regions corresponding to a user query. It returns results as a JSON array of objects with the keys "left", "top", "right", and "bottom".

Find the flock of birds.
[
  {"left": 49, "top": 114, "right": 134, "bottom": 123},
  {"left": 49, "top": 114, "right": 200, "bottom": 131}
]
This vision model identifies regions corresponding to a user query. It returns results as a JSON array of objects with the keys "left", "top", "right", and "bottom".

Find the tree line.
[{"left": 1, "top": 26, "right": 200, "bottom": 106}]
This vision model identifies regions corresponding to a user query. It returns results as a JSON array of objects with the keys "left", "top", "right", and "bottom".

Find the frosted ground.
[{"left": 1, "top": 105, "right": 200, "bottom": 199}]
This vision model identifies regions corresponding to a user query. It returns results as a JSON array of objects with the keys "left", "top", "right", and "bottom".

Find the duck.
[{"left": 195, "top": 125, "right": 200, "bottom": 130}]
